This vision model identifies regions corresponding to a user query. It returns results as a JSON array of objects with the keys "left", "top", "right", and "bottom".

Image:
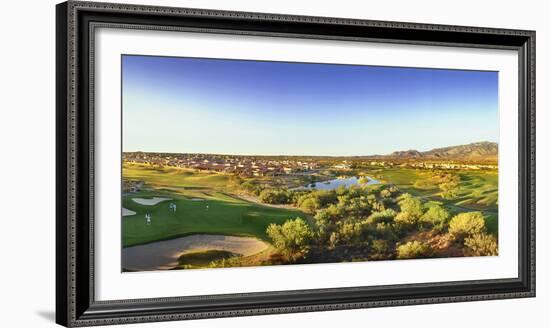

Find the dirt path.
[{"left": 122, "top": 234, "right": 269, "bottom": 271}]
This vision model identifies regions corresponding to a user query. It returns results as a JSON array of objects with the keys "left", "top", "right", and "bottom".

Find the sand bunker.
[
  {"left": 132, "top": 197, "right": 171, "bottom": 206},
  {"left": 122, "top": 208, "right": 136, "bottom": 216},
  {"left": 122, "top": 234, "right": 269, "bottom": 271}
]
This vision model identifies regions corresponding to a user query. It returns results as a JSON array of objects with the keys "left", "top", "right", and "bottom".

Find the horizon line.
[{"left": 122, "top": 140, "right": 498, "bottom": 158}]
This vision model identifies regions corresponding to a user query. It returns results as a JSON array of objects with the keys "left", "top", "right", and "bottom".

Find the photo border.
[{"left": 56, "top": 1, "right": 535, "bottom": 326}]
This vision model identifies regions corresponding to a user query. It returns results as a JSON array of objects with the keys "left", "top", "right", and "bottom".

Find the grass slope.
[
  {"left": 122, "top": 190, "right": 305, "bottom": 247},
  {"left": 368, "top": 167, "right": 498, "bottom": 233},
  {"left": 124, "top": 163, "right": 231, "bottom": 190}
]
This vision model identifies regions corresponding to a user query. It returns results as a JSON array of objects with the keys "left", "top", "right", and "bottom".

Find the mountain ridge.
[{"left": 375, "top": 141, "right": 498, "bottom": 162}]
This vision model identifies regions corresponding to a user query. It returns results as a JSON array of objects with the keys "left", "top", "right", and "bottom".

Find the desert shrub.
[
  {"left": 396, "top": 241, "right": 432, "bottom": 259},
  {"left": 266, "top": 253, "right": 286, "bottom": 265},
  {"left": 464, "top": 233, "right": 498, "bottom": 256},
  {"left": 329, "top": 231, "right": 339, "bottom": 249},
  {"left": 258, "top": 189, "right": 291, "bottom": 204},
  {"left": 369, "top": 239, "right": 392, "bottom": 260},
  {"left": 379, "top": 189, "right": 392, "bottom": 198},
  {"left": 439, "top": 175, "right": 460, "bottom": 199},
  {"left": 178, "top": 250, "right": 238, "bottom": 266},
  {"left": 298, "top": 197, "right": 318, "bottom": 214},
  {"left": 394, "top": 211, "right": 418, "bottom": 227},
  {"left": 375, "top": 222, "right": 399, "bottom": 240},
  {"left": 380, "top": 197, "right": 395, "bottom": 208},
  {"left": 420, "top": 204, "right": 451, "bottom": 226},
  {"left": 335, "top": 185, "right": 347, "bottom": 196},
  {"left": 266, "top": 218, "right": 314, "bottom": 262},
  {"left": 312, "top": 190, "right": 338, "bottom": 207},
  {"left": 297, "top": 190, "right": 338, "bottom": 214},
  {"left": 240, "top": 180, "right": 263, "bottom": 196},
  {"left": 370, "top": 199, "right": 386, "bottom": 212},
  {"left": 366, "top": 209, "right": 397, "bottom": 225},
  {"left": 313, "top": 209, "right": 331, "bottom": 239},
  {"left": 208, "top": 257, "right": 243, "bottom": 268},
  {"left": 448, "top": 211, "right": 486, "bottom": 241},
  {"left": 337, "top": 221, "right": 364, "bottom": 246},
  {"left": 395, "top": 194, "right": 424, "bottom": 226}
]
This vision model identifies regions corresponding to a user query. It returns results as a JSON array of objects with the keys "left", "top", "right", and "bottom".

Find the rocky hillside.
[{"left": 384, "top": 142, "right": 498, "bottom": 162}]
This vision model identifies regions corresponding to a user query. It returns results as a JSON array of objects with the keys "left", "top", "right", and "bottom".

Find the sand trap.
[
  {"left": 122, "top": 234, "right": 269, "bottom": 271},
  {"left": 122, "top": 208, "right": 136, "bottom": 216},
  {"left": 132, "top": 197, "right": 171, "bottom": 206}
]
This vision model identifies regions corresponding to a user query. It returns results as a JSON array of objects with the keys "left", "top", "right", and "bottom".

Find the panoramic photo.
[{"left": 121, "top": 55, "right": 499, "bottom": 272}]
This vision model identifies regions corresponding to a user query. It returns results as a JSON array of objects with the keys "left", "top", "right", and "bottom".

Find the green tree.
[
  {"left": 420, "top": 204, "right": 450, "bottom": 226},
  {"left": 297, "top": 190, "right": 338, "bottom": 214},
  {"left": 398, "top": 194, "right": 424, "bottom": 217},
  {"left": 314, "top": 190, "right": 338, "bottom": 207},
  {"left": 266, "top": 218, "right": 314, "bottom": 262},
  {"left": 448, "top": 211, "right": 486, "bottom": 241},
  {"left": 394, "top": 194, "right": 424, "bottom": 226},
  {"left": 299, "top": 197, "right": 318, "bottom": 214},
  {"left": 337, "top": 221, "right": 365, "bottom": 246},
  {"left": 313, "top": 209, "right": 332, "bottom": 240}
]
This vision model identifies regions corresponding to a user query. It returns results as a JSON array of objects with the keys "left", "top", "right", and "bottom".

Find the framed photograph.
[{"left": 56, "top": 1, "right": 535, "bottom": 326}]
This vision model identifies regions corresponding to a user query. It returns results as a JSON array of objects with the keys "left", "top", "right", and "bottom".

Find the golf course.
[
  {"left": 120, "top": 54, "right": 502, "bottom": 271},
  {"left": 122, "top": 159, "right": 499, "bottom": 271},
  {"left": 122, "top": 163, "right": 307, "bottom": 271},
  {"left": 364, "top": 167, "right": 498, "bottom": 234}
]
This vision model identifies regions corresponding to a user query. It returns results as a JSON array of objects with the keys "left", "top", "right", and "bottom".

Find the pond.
[{"left": 300, "top": 176, "right": 380, "bottom": 191}]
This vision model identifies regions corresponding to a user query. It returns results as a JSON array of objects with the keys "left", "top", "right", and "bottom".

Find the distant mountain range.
[
  {"left": 127, "top": 142, "right": 498, "bottom": 162},
  {"left": 368, "top": 142, "right": 498, "bottom": 162}
]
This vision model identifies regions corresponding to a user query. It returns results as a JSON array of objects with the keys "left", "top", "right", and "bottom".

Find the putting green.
[{"left": 122, "top": 190, "right": 306, "bottom": 247}]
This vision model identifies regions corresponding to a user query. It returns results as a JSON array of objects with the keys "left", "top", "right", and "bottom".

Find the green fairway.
[
  {"left": 122, "top": 190, "right": 306, "bottom": 247},
  {"left": 123, "top": 163, "right": 231, "bottom": 190},
  {"left": 365, "top": 167, "right": 498, "bottom": 233},
  {"left": 368, "top": 168, "right": 497, "bottom": 210},
  {"left": 454, "top": 171, "right": 498, "bottom": 210}
]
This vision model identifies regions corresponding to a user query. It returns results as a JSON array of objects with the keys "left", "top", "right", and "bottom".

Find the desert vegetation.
[
  {"left": 261, "top": 183, "right": 497, "bottom": 265},
  {"left": 121, "top": 144, "right": 498, "bottom": 271}
]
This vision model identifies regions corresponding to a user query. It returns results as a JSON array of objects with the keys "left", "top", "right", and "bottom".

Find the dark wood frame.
[{"left": 56, "top": 1, "right": 536, "bottom": 326}]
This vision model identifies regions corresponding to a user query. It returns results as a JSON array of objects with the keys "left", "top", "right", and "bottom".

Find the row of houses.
[
  {"left": 123, "top": 152, "right": 321, "bottom": 177},
  {"left": 404, "top": 162, "right": 497, "bottom": 170},
  {"left": 365, "top": 160, "right": 497, "bottom": 170}
]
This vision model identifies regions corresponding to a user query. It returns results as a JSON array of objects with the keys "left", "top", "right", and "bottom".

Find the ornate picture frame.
[{"left": 56, "top": 1, "right": 535, "bottom": 326}]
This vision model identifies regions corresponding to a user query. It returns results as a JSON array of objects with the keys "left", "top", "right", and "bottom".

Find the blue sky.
[{"left": 122, "top": 55, "right": 498, "bottom": 156}]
